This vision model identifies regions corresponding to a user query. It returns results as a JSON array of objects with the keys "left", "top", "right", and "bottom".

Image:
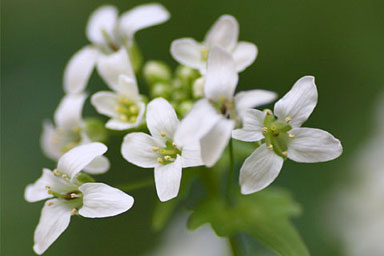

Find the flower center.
[
  {"left": 115, "top": 97, "right": 139, "bottom": 123},
  {"left": 53, "top": 126, "right": 82, "bottom": 153},
  {"left": 101, "top": 28, "right": 120, "bottom": 53},
  {"left": 262, "top": 110, "right": 294, "bottom": 158},
  {"left": 210, "top": 97, "right": 241, "bottom": 126},
  {"left": 152, "top": 137, "right": 181, "bottom": 165}
]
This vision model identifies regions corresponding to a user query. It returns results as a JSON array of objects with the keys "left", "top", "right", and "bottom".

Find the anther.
[
  {"left": 62, "top": 174, "right": 68, "bottom": 179},
  {"left": 285, "top": 117, "right": 291, "bottom": 123},
  {"left": 288, "top": 134, "right": 295, "bottom": 138},
  {"left": 157, "top": 157, "right": 164, "bottom": 164},
  {"left": 47, "top": 201, "right": 54, "bottom": 206},
  {"left": 152, "top": 147, "right": 159, "bottom": 152},
  {"left": 70, "top": 193, "right": 77, "bottom": 199},
  {"left": 262, "top": 127, "right": 268, "bottom": 133},
  {"left": 129, "top": 105, "right": 138, "bottom": 114},
  {"left": 164, "top": 155, "right": 171, "bottom": 161},
  {"left": 160, "top": 131, "right": 166, "bottom": 137},
  {"left": 71, "top": 208, "right": 78, "bottom": 216},
  {"left": 120, "top": 114, "right": 128, "bottom": 122},
  {"left": 282, "top": 151, "right": 288, "bottom": 157},
  {"left": 45, "top": 185, "right": 51, "bottom": 189},
  {"left": 129, "top": 116, "right": 137, "bottom": 123},
  {"left": 267, "top": 145, "right": 273, "bottom": 150},
  {"left": 172, "top": 142, "right": 177, "bottom": 148},
  {"left": 53, "top": 169, "right": 59, "bottom": 176},
  {"left": 265, "top": 109, "right": 273, "bottom": 115}
]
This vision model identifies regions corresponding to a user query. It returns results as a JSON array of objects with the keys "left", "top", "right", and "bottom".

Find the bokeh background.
[{"left": 2, "top": 0, "right": 384, "bottom": 255}]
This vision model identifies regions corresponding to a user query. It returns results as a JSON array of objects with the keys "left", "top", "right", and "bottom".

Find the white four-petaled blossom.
[
  {"left": 176, "top": 47, "right": 277, "bottom": 167},
  {"left": 232, "top": 76, "right": 343, "bottom": 194},
  {"left": 121, "top": 98, "right": 203, "bottom": 202},
  {"left": 64, "top": 4, "right": 170, "bottom": 94},
  {"left": 41, "top": 93, "right": 110, "bottom": 174},
  {"left": 25, "top": 143, "right": 134, "bottom": 255},
  {"left": 91, "top": 48, "right": 146, "bottom": 130},
  {"left": 171, "top": 15, "right": 257, "bottom": 74}
]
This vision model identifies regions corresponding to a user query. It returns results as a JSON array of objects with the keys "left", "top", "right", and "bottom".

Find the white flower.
[
  {"left": 121, "top": 98, "right": 203, "bottom": 202},
  {"left": 25, "top": 143, "right": 134, "bottom": 255},
  {"left": 170, "top": 15, "right": 257, "bottom": 74},
  {"left": 64, "top": 4, "right": 170, "bottom": 94},
  {"left": 91, "top": 49, "right": 146, "bottom": 130},
  {"left": 176, "top": 47, "right": 277, "bottom": 167},
  {"left": 232, "top": 76, "right": 343, "bottom": 194},
  {"left": 41, "top": 93, "right": 110, "bottom": 174}
]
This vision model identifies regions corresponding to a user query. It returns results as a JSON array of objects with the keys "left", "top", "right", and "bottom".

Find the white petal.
[
  {"left": 83, "top": 156, "right": 110, "bottom": 174},
  {"left": 116, "top": 74, "right": 140, "bottom": 100},
  {"left": 154, "top": 156, "right": 182, "bottom": 202},
  {"left": 274, "top": 76, "right": 318, "bottom": 128},
  {"left": 33, "top": 199, "right": 72, "bottom": 255},
  {"left": 54, "top": 93, "right": 87, "bottom": 130},
  {"left": 63, "top": 46, "right": 99, "bottom": 94},
  {"left": 174, "top": 99, "right": 221, "bottom": 147},
  {"left": 239, "top": 144, "right": 284, "bottom": 194},
  {"left": 121, "top": 132, "right": 164, "bottom": 168},
  {"left": 170, "top": 38, "right": 206, "bottom": 71},
  {"left": 232, "top": 41, "right": 258, "bottom": 72},
  {"left": 204, "top": 47, "right": 238, "bottom": 101},
  {"left": 235, "top": 89, "right": 277, "bottom": 117},
  {"left": 25, "top": 169, "right": 53, "bottom": 202},
  {"left": 204, "top": 15, "right": 239, "bottom": 51},
  {"left": 97, "top": 48, "right": 136, "bottom": 90},
  {"left": 91, "top": 91, "right": 119, "bottom": 119},
  {"left": 146, "top": 98, "right": 179, "bottom": 139},
  {"left": 181, "top": 143, "right": 204, "bottom": 168},
  {"left": 119, "top": 3, "right": 170, "bottom": 38},
  {"left": 86, "top": 5, "right": 118, "bottom": 45},
  {"left": 78, "top": 183, "right": 134, "bottom": 218},
  {"left": 232, "top": 109, "right": 266, "bottom": 142},
  {"left": 201, "top": 118, "right": 235, "bottom": 167},
  {"left": 57, "top": 142, "right": 107, "bottom": 180},
  {"left": 40, "top": 121, "right": 61, "bottom": 160},
  {"left": 287, "top": 128, "right": 343, "bottom": 163}
]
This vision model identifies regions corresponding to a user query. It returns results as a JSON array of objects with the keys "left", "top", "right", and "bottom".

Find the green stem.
[
  {"left": 117, "top": 178, "right": 154, "bottom": 192},
  {"left": 226, "top": 138, "right": 235, "bottom": 205},
  {"left": 229, "top": 235, "right": 242, "bottom": 256}
]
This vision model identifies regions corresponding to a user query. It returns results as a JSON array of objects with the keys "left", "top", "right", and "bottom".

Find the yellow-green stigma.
[
  {"left": 157, "top": 138, "right": 181, "bottom": 165},
  {"left": 116, "top": 97, "right": 139, "bottom": 123},
  {"left": 263, "top": 112, "right": 293, "bottom": 159}
]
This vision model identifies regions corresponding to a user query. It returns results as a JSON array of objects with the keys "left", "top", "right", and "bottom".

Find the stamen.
[
  {"left": 45, "top": 185, "right": 51, "bottom": 189},
  {"left": 160, "top": 131, "right": 166, "bottom": 137},
  {"left": 71, "top": 208, "right": 78, "bottom": 216},
  {"left": 164, "top": 155, "right": 171, "bottom": 161},
  {"left": 61, "top": 174, "right": 68, "bottom": 179},
  {"left": 172, "top": 142, "right": 177, "bottom": 148},
  {"left": 152, "top": 147, "right": 159, "bottom": 152},
  {"left": 129, "top": 116, "right": 137, "bottom": 123},
  {"left": 120, "top": 114, "right": 128, "bottom": 122},
  {"left": 157, "top": 157, "right": 164, "bottom": 164},
  {"left": 267, "top": 145, "right": 273, "bottom": 150},
  {"left": 289, "top": 134, "right": 295, "bottom": 138},
  {"left": 70, "top": 193, "right": 77, "bottom": 199},
  {"left": 285, "top": 117, "right": 291, "bottom": 123},
  {"left": 265, "top": 109, "right": 273, "bottom": 115},
  {"left": 47, "top": 201, "right": 54, "bottom": 206},
  {"left": 53, "top": 169, "right": 59, "bottom": 176},
  {"left": 282, "top": 151, "right": 288, "bottom": 157},
  {"left": 262, "top": 127, "right": 268, "bottom": 133},
  {"left": 129, "top": 105, "right": 138, "bottom": 114}
]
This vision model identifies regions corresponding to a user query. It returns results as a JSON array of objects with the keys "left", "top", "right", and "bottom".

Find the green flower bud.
[
  {"left": 151, "top": 82, "right": 172, "bottom": 98},
  {"left": 84, "top": 118, "right": 109, "bottom": 143},
  {"left": 175, "top": 65, "right": 200, "bottom": 88},
  {"left": 178, "top": 100, "right": 194, "bottom": 117},
  {"left": 143, "top": 60, "right": 172, "bottom": 85}
]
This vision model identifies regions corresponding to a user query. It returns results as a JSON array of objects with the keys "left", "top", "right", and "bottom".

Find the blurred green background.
[{"left": 2, "top": 0, "right": 384, "bottom": 255}]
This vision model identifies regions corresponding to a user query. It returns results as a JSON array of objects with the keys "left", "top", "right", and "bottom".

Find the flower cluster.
[{"left": 26, "top": 3, "right": 343, "bottom": 254}]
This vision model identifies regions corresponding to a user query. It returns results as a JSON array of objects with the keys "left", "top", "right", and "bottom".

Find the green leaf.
[{"left": 188, "top": 189, "right": 309, "bottom": 256}]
